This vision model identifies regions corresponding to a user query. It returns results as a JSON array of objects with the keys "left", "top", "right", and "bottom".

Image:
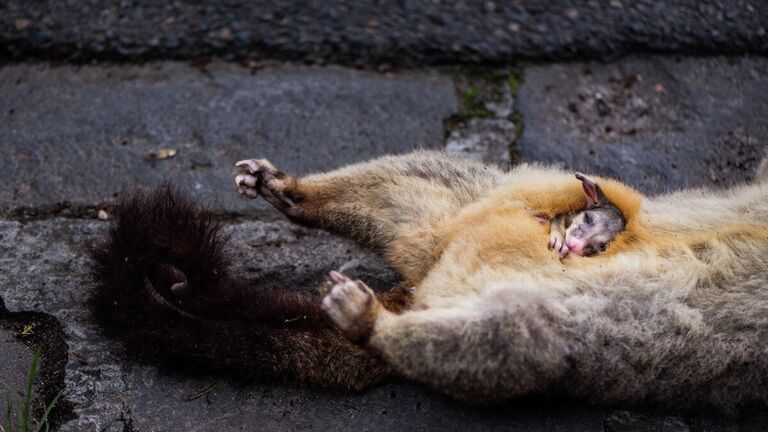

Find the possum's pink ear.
[{"left": 575, "top": 172, "right": 606, "bottom": 207}]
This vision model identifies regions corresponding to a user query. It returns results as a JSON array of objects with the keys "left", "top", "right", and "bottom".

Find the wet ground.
[
  {"left": 2, "top": 55, "right": 768, "bottom": 431},
  {"left": 2, "top": 4, "right": 768, "bottom": 431},
  {"left": 1, "top": 1, "right": 767, "bottom": 64}
]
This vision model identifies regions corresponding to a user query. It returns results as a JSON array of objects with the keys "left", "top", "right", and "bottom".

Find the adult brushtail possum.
[{"left": 93, "top": 150, "right": 768, "bottom": 411}]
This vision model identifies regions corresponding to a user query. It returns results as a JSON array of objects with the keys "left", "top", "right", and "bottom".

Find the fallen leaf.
[
  {"left": 21, "top": 324, "right": 34, "bottom": 337},
  {"left": 145, "top": 148, "right": 178, "bottom": 160},
  {"left": 14, "top": 19, "right": 30, "bottom": 31},
  {"left": 184, "top": 382, "right": 219, "bottom": 401}
]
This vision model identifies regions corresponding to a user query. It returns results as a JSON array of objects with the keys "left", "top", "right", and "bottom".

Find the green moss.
[
  {"left": 462, "top": 87, "right": 479, "bottom": 105},
  {"left": 444, "top": 65, "right": 525, "bottom": 149},
  {"left": 459, "top": 82, "right": 495, "bottom": 120},
  {"left": 511, "top": 110, "right": 524, "bottom": 141},
  {"left": 0, "top": 211, "right": 20, "bottom": 221},
  {"left": 507, "top": 68, "right": 523, "bottom": 95},
  {"left": 443, "top": 107, "right": 494, "bottom": 138}
]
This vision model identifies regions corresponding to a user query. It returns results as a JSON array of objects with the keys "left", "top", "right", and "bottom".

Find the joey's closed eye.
[{"left": 583, "top": 212, "right": 592, "bottom": 224}]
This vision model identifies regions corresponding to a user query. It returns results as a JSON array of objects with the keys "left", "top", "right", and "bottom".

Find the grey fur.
[{"left": 234, "top": 150, "right": 768, "bottom": 411}]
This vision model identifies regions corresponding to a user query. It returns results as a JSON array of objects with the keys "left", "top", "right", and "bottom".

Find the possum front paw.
[
  {"left": 234, "top": 159, "right": 301, "bottom": 219},
  {"left": 322, "top": 271, "right": 380, "bottom": 343},
  {"left": 548, "top": 232, "right": 570, "bottom": 259}
]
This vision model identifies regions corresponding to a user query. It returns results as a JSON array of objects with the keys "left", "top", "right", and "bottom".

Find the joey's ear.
[{"left": 575, "top": 172, "right": 606, "bottom": 207}]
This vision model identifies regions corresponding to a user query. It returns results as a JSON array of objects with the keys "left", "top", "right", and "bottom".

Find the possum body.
[{"left": 94, "top": 150, "right": 768, "bottom": 411}]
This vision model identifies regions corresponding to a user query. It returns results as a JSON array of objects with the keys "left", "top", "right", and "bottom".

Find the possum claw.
[
  {"left": 235, "top": 158, "right": 277, "bottom": 175},
  {"left": 235, "top": 174, "right": 257, "bottom": 188},
  {"left": 234, "top": 158, "right": 302, "bottom": 220},
  {"left": 329, "top": 270, "right": 350, "bottom": 283},
  {"left": 549, "top": 232, "right": 570, "bottom": 259},
  {"left": 235, "top": 159, "right": 262, "bottom": 173}
]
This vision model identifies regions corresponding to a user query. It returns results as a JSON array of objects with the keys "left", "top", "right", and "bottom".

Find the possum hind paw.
[
  {"left": 322, "top": 270, "right": 379, "bottom": 343},
  {"left": 234, "top": 158, "right": 301, "bottom": 218}
]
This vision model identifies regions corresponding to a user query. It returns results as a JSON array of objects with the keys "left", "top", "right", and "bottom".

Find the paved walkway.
[
  {"left": 1, "top": 1, "right": 767, "bottom": 64},
  {"left": 1, "top": 55, "right": 768, "bottom": 430}
]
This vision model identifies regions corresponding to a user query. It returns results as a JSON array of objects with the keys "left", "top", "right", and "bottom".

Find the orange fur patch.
[{"left": 435, "top": 173, "right": 647, "bottom": 272}]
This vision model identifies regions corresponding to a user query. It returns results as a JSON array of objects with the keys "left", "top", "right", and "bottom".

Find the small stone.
[
  {"left": 14, "top": 19, "right": 31, "bottom": 31},
  {"left": 97, "top": 209, "right": 109, "bottom": 220},
  {"left": 144, "top": 148, "right": 178, "bottom": 160},
  {"left": 218, "top": 27, "right": 233, "bottom": 40}
]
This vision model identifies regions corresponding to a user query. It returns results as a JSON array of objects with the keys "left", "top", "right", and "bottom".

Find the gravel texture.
[
  {"left": 517, "top": 55, "right": 768, "bottom": 194},
  {"left": 0, "top": 62, "right": 456, "bottom": 216},
  {"left": 2, "top": 57, "right": 768, "bottom": 430},
  {"left": 0, "top": 328, "right": 35, "bottom": 418},
  {"left": 1, "top": 1, "right": 767, "bottom": 65}
]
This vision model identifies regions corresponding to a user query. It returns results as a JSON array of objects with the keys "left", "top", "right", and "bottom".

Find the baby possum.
[{"left": 548, "top": 172, "right": 626, "bottom": 259}]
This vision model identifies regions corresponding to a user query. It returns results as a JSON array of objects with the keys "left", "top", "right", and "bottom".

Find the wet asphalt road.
[
  {"left": 2, "top": 56, "right": 768, "bottom": 431},
  {"left": 2, "top": 1, "right": 768, "bottom": 430},
  {"left": 1, "top": 0, "right": 767, "bottom": 65}
]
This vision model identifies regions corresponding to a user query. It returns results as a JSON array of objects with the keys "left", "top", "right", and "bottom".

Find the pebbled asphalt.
[
  {"left": 0, "top": 62, "right": 455, "bottom": 216},
  {"left": 3, "top": 1, "right": 768, "bottom": 426},
  {"left": 1, "top": 57, "right": 768, "bottom": 430},
  {"left": 517, "top": 55, "right": 768, "bottom": 194},
  {"left": 1, "top": 1, "right": 767, "bottom": 65}
]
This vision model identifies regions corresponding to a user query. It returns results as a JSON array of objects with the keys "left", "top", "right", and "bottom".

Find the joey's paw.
[
  {"left": 548, "top": 233, "right": 570, "bottom": 259},
  {"left": 322, "top": 271, "right": 379, "bottom": 343},
  {"left": 234, "top": 158, "right": 300, "bottom": 218}
]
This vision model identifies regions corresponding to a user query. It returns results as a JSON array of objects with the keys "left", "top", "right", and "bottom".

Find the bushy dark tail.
[{"left": 90, "top": 184, "right": 390, "bottom": 390}]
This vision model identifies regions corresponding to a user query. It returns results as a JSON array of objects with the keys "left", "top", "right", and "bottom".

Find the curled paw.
[
  {"left": 322, "top": 270, "right": 378, "bottom": 342},
  {"left": 234, "top": 158, "right": 283, "bottom": 198},
  {"left": 549, "top": 232, "right": 570, "bottom": 259},
  {"left": 234, "top": 158, "right": 300, "bottom": 218}
]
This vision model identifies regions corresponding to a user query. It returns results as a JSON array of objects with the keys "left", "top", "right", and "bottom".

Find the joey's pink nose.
[{"left": 565, "top": 238, "right": 587, "bottom": 256}]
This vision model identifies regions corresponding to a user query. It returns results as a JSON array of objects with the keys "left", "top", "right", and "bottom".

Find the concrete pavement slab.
[
  {"left": 517, "top": 55, "right": 768, "bottom": 194},
  {"left": 3, "top": 56, "right": 768, "bottom": 430},
  {"left": 0, "top": 62, "right": 456, "bottom": 216}
]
